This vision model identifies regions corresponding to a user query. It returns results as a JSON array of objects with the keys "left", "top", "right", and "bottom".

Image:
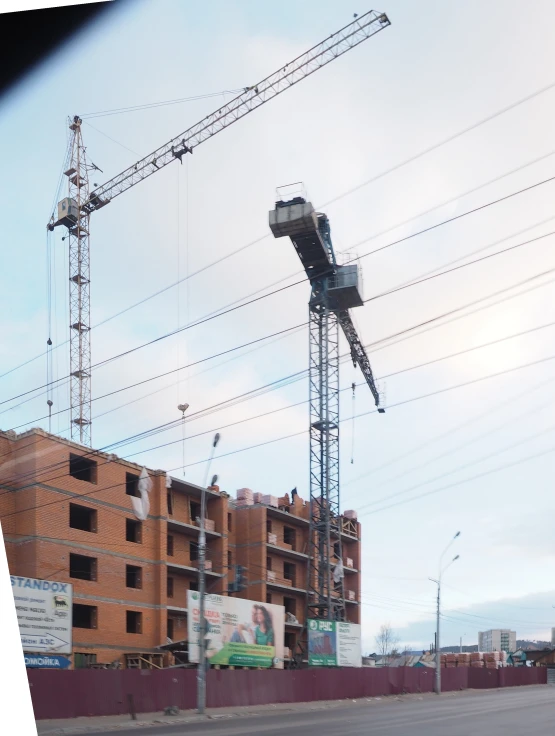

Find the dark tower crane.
[
  {"left": 269, "top": 188, "right": 385, "bottom": 637},
  {"left": 47, "top": 10, "right": 390, "bottom": 447}
]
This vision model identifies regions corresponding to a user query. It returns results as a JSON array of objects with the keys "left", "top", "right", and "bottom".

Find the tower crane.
[
  {"left": 47, "top": 10, "right": 390, "bottom": 447},
  {"left": 269, "top": 186, "right": 385, "bottom": 653}
]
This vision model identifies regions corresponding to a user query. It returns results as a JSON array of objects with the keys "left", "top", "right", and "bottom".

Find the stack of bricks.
[
  {"left": 456, "top": 652, "right": 471, "bottom": 667},
  {"left": 484, "top": 652, "right": 500, "bottom": 669},
  {"left": 470, "top": 652, "right": 484, "bottom": 668},
  {"left": 236, "top": 488, "right": 254, "bottom": 507}
]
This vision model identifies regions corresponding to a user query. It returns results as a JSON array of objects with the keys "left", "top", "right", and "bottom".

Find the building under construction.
[{"left": 0, "top": 427, "right": 361, "bottom": 668}]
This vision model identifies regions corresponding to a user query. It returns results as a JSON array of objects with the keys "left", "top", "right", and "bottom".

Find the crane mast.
[
  {"left": 269, "top": 187, "right": 384, "bottom": 653},
  {"left": 48, "top": 10, "right": 390, "bottom": 446}
]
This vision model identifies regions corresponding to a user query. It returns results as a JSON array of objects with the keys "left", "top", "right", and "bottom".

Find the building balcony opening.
[
  {"left": 284, "top": 596, "right": 297, "bottom": 617},
  {"left": 69, "top": 503, "right": 97, "bottom": 533},
  {"left": 126, "top": 565, "right": 142, "bottom": 589},
  {"left": 69, "top": 453, "right": 97, "bottom": 484},
  {"left": 73, "top": 604, "right": 97, "bottom": 629},
  {"left": 126, "top": 518, "right": 142, "bottom": 543},
  {"left": 126, "top": 610, "right": 142, "bottom": 634},
  {"left": 69, "top": 553, "right": 97, "bottom": 581},
  {"left": 284, "top": 562, "right": 296, "bottom": 587},
  {"left": 126, "top": 472, "right": 140, "bottom": 498},
  {"left": 190, "top": 501, "right": 200, "bottom": 524},
  {"left": 283, "top": 526, "right": 296, "bottom": 550}
]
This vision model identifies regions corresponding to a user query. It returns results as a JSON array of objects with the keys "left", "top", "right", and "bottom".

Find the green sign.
[
  {"left": 308, "top": 619, "right": 337, "bottom": 667},
  {"left": 308, "top": 619, "right": 362, "bottom": 667}
]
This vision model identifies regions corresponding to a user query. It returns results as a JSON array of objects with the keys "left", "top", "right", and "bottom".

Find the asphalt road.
[{"left": 79, "top": 686, "right": 554, "bottom": 736}]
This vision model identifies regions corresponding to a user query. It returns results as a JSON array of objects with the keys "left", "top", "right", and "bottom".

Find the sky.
[{"left": 1, "top": 0, "right": 555, "bottom": 652}]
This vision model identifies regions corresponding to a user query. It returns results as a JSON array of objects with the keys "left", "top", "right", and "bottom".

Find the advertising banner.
[
  {"left": 11, "top": 576, "right": 73, "bottom": 654},
  {"left": 337, "top": 622, "right": 362, "bottom": 667},
  {"left": 308, "top": 619, "right": 361, "bottom": 667},
  {"left": 308, "top": 619, "right": 337, "bottom": 666},
  {"left": 187, "top": 591, "right": 285, "bottom": 668}
]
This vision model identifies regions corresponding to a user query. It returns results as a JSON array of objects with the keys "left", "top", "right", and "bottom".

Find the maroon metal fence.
[{"left": 27, "top": 666, "right": 547, "bottom": 721}]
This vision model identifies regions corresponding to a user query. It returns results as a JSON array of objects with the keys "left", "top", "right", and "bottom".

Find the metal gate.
[{"left": 546, "top": 667, "right": 555, "bottom": 684}]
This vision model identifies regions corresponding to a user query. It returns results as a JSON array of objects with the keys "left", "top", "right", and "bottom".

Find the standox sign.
[{"left": 11, "top": 576, "right": 73, "bottom": 654}]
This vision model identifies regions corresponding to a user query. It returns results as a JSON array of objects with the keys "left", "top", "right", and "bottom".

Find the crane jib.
[{"left": 81, "top": 11, "right": 390, "bottom": 213}]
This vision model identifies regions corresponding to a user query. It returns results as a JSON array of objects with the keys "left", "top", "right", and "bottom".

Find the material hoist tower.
[
  {"left": 269, "top": 191, "right": 384, "bottom": 630},
  {"left": 47, "top": 10, "right": 390, "bottom": 447}
]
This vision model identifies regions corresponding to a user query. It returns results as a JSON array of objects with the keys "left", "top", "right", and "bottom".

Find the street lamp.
[
  {"left": 197, "top": 432, "right": 221, "bottom": 716},
  {"left": 177, "top": 404, "right": 190, "bottom": 477},
  {"left": 430, "top": 531, "right": 461, "bottom": 696}
]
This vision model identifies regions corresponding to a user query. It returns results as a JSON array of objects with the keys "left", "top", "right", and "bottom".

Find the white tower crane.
[{"left": 48, "top": 10, "right": 390, "bottom": 447}]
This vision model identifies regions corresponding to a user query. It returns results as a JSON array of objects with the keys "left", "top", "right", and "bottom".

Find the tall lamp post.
[
  {"left": 430, "top": 531, "right": 461, "bottom": 696},
  {"left": 197, "top": 433, "right": 221, "bottom": 716}
]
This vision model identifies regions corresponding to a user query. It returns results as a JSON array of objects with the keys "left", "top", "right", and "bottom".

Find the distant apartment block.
[{"left": 478, "top": 629, "right": 516, "bottom": 653}]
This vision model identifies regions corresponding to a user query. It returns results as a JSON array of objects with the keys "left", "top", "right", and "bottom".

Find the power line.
[
  {"left": 164, "top": 354, "right": 555, "bottom": 472},
  {"left": 364, "top": 230, "right": 555, "bottom": 303},
  {"left": 356, "top": 420, "right": 555, "bottom": 514},
  {"left": 4, "top": 158, "right": 555, "bottom": 388},
  {"left": 343, "top": 377, "right": 555, "bottom": 499},
  {"left": 5, "top": 323, "right": 307, "bottom": 429},
  {"left": 363, "top": 445, "right": 555, "bottom": 517},
  {"left": 9, "top": 274, "right": 555, "bottom": 467},
  {"left": 6, "top": 352, "right": 549, "bottom": 523},
  {"left": 356, "top": 174, "right": 555, "bottom": 265},
  {"left": 366, "top": 269, "right": 555, "bottom": 355},
  {"left": 4, "top": 258, "right": 555, "bottom": 484},
  {"left": 320, "top": 77, "right": 555, "bottom": 209},
  {"left": 5, "top": 211, "right": 554, "bottom": 415}
]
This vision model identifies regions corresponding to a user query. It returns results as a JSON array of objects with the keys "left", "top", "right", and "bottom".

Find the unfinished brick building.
[{"left": 0, "top": 427, "right": 362, "bottom": 668}]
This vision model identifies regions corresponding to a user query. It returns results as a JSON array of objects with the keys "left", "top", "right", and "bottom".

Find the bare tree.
[{"left": 375, "top": 623, "right": 400, "bottom": 665}]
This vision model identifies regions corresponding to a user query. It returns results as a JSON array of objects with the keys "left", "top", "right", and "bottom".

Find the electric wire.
[
  {"left": 5, "top": 353, "right": 555, "bottom": 523},
  {"left": 4, "top": 150, "right": 555, "bottom": 384},
  {"left": 4, "top": 213, "right": 554, "bottom": 413}
]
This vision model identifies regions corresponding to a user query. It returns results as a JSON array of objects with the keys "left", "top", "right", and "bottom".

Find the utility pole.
[
  {"left": 430, "top": 531, "right": 461, "bottom": 696},
  {"left": 435, "top": 578, "right": 441, "bottom": 694},
  {"left": 197, "top": 433, "right": 220, "bottom": 716}
]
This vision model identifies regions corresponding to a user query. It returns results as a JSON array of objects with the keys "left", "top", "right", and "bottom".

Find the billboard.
[
  {"left": 187, "top": 591, "right": 285, "bottom": 668},
  {"left": 308, "top": 619, "right": 361, "bottom": 667},
  {"left": 11, "top": 576, "right": 73, "bottom": 655}
]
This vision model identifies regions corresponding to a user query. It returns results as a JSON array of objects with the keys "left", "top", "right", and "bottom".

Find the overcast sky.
[{"left": 2, "top": 0, "right": 555, "bottom": 651}]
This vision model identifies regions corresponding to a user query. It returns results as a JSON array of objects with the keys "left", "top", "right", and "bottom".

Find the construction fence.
[{"left": 28, "top": 666, "right": 547, "bottom": 720}]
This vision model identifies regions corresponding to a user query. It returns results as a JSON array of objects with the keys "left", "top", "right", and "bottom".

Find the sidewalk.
[
  {"left": 37, "top": 693, "right": 438, "bottom": 736},
  {"left": 35, "top": 692, "right": 466, "bottom": 735}
]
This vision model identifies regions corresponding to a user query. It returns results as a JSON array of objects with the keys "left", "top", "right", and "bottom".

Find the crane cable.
[{"left": 350, "top": 381, "right": 356, "bottom": 465}]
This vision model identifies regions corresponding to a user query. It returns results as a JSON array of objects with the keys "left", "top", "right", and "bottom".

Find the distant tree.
[{"left": 375, "top": 623, "right": 400, "bottom": 665}]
